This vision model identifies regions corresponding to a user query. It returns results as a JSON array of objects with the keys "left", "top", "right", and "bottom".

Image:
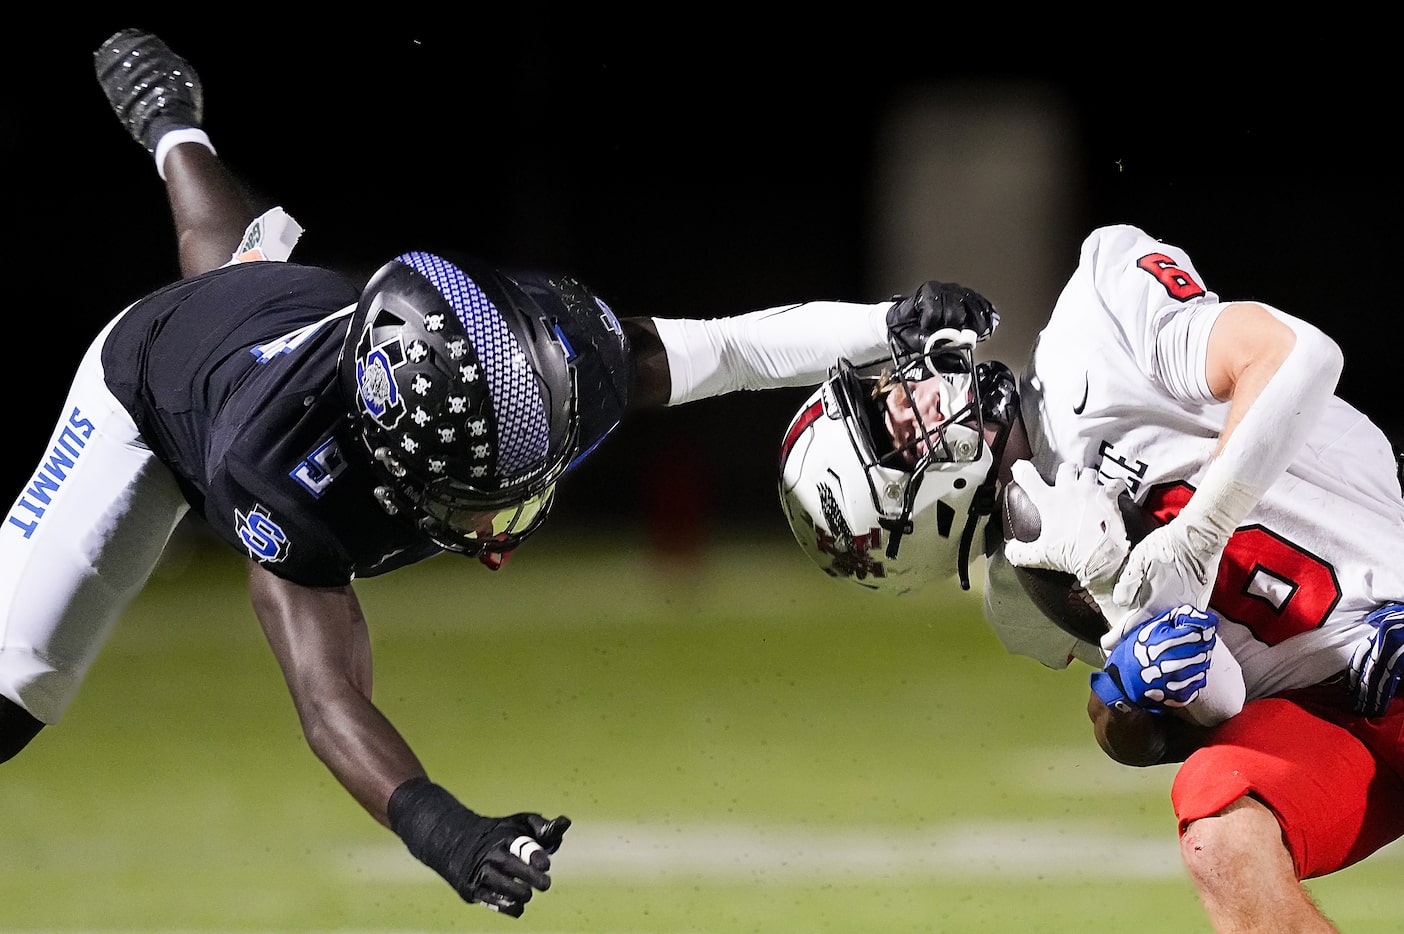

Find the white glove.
[
  {"left": 1002, "top": 460, "right": 1130, "bottom": 593},
  {"left": 1100, "top": 509, "right": 1233, "bottom": 650}
]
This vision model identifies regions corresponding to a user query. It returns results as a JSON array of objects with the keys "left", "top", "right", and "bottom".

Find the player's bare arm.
[
  {"left": 246, "top": 561, "right": 423, "bottom": 822},
  {"left": 247, "top": 562, "right": 568, "bottom": 914},
  {"left": 1202, "top": 302, "right": 1301, "bottom": 449},
  {"left": 1104, "top": 300, "right": 1344, "bottom": 639},
  {"left": 621, "top": 317, "right": 669, "bottom": 408}
]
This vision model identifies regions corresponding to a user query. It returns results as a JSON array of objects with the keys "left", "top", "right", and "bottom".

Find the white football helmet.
[{"left": 778, "top": 330, "right": 1010, "bottom": 596}]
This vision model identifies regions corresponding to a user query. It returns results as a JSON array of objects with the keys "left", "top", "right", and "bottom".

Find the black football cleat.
[{"left": 94, "top": 28, "right": 203, "bottom": 152}]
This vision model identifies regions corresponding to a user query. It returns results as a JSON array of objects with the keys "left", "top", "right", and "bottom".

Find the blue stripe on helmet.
[{"left": 397, "top": 251, "right": 549, "bottom": 479}]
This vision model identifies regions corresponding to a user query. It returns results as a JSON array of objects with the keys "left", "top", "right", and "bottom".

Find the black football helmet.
[{"left": 338, "top": 251, "right": 631, "bottom": 556}]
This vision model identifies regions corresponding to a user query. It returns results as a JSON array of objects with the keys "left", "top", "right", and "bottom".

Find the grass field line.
[
  {"left": 349, "top": 818, "right": 1190, "bottom": 881},
  {"left": 351, "top": 818, "right": 1404, "bottom": 883}
]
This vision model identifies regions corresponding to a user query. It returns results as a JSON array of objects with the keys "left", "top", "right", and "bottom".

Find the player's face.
[{"left": 882, "top": 375, "right": 972, "bottom": 468}]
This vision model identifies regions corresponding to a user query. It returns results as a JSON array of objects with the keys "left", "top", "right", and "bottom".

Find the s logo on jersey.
[{"left": 236, "top": 503, "right": 291, "bottom": 564}]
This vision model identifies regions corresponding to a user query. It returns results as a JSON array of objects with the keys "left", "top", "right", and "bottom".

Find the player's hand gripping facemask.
[{"left": 886, "top": 280, "right": 1000, "bottom": 355}]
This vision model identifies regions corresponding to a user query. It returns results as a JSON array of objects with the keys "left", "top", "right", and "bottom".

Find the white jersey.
[{"left": 987, "top": 224, "right": 1404, "bottom": 700}]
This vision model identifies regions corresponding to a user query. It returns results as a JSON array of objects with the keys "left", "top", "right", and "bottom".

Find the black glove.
[
  {"left": 93, "top": 29, "right": 204, "bottom": 152},
  {"left": 388, "top": 777, "right": 571, "bottom": 917},
  {"left": 886, "top": 281, "right": 999, "bottom": 354}
]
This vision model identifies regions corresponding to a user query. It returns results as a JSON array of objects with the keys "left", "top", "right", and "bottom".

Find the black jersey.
[{"left": 101, "top": 262, "right": 441, "bottom": 586}]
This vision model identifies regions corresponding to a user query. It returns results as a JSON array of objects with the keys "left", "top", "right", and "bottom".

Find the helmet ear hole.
[
  {"left": 935, "top": 500, "right": 956, "bottom": 538},
  {"left": 371, "top": 306, "right": 404, "bottom": 329}
]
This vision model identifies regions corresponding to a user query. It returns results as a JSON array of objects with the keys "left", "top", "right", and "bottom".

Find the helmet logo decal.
[
  {"left": 356, "top": 339, "right": 406, "bottom": 429},
  {"left": 235, "top": 502, "right": 291, "bottom": 564},
  {"left": 399, "top": 251, "right": 549, "bottom": 477},
  {"left": 814, "top": 482, "right": 885, "bottom": 580}
]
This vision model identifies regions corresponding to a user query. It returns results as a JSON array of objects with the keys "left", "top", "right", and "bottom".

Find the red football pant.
[{"left": 1173, "top": 681, "right": 1404, "bottom": 879}]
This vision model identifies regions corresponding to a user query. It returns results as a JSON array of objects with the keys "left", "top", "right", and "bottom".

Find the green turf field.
[{"left": 1, "top": 528, "right": 1397, "bottom": 932}]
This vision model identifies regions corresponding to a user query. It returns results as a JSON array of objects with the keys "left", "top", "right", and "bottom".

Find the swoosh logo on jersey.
[{"left": 1072, "top": 374, "right": 1089, "bottom": 415}]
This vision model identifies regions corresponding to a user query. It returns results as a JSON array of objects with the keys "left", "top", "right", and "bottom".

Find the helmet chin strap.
[{"left": 954, "top": 415, "right": 1014, "bottom": 591}]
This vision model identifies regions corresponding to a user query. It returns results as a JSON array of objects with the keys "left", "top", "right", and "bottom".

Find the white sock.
[{"left": 154, "top": 128, "right": 217, "bottom": 181}]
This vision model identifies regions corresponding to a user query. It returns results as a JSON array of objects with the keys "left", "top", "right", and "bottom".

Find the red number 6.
[{"left": 1137, "top": 252, "right": 1206, "bottom": 301}]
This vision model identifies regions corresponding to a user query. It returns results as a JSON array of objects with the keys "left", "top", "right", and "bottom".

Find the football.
[{"left": 998, "top": 480, "right": 1164, "bottom": 646}]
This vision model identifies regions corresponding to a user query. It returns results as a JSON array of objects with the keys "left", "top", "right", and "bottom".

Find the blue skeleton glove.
[
  {"left": 1091, "top": 605, "right": 1219, "bottom": 713},
  {"left": 1347, "top": 603, "right": 1404, "bottom": 717}
]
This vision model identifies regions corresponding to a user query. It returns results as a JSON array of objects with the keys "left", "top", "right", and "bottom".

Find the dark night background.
[{"left": 8, "top": 16, "right": 1400, "bottom": 548}]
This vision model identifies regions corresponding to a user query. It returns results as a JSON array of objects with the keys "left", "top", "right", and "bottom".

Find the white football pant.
[{"left": 0, "top": 310, "right": 189, "bottom": 724}]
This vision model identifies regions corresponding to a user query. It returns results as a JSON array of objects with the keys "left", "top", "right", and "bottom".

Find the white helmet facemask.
[{"left": 779, "top": 329, "right": 1013, "bottom": 595}]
